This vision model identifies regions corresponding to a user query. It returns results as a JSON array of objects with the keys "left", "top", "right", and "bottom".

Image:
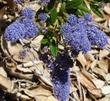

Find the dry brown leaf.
[
  {"left": 99, "top": 94, "right": 110, "bottom": 101},
  {"left": 28, "top": 85, "right": 52, "bottom": 96},
  {"left": 0, "top": 67, "right": 7, "bottom": 77},
  {"left": 92, "top": 67, "right": 106, "bottom": 78},
  {"left": 72, "top": 91, "right": 80, "bottom": 101},
  {"left": 78, "top": 72, "right": 96, "bottom": 90},
  {"left": 99, "top": 49, "right": 109, "bottom": 59},
  {"left": 93, "top": 13, "right": 105, "bottom": 22},
  {"left": 58, "top": 44, "right": 64, "bottom": 50},
  {"left": 88, "top": 89, "right": 102, "bottom": 98},
  {"left": 46, "top": 96, "right": 58, "bottom": 101},
  {"left": 108, "top": 18, "right": 110, "bottom": 28},
  {"left": 70, "top": 83, "right": 77, "bottom": 93},
  {"left": 0, "top": 7, "right": 5, "bottom": 20},
  {"left": 35, "top": 67, "right": 52, "bottom": 87},
  {"left": 18, "top": 60, "right": 42, "bottom": 68},
  {"left": 25, "top": 3, "right": 41, "bottom": 12},
  {"left": 78, "top": 72, "right": 102, "bottom": 97},
  {"left": 99, "top": 97, "right": 110, "bottom": 101},
  {"left": 1, "top": 35, "right": 39, "bottom": 63},
  {"left": 105, "top": 73, "right": 110, "bottom": 84},
  {"left": 0, "top": 74, "right": 13, "bottom": 92},
  {"left": 77, "top": 52, "right": 88, "bottom": 67},
  {"left": 97, "top": 59, "right": 109, "bottom": 73},
  {"left": 101, "top": 86, "right": 110, "bottom": 95},
  {"left": 30, "top": 35, "right": 44, "bottom": 51},
  {"left": 17, "top": 92, "right": 31, "bottom": 100},
  {"left": 103, "top": 3, "right": 110, "bottom": 15},
  {"left": 92, "top": 78, "right": 105, "bottom": 89},
  {"left": 16, "top": 66, "right": 32, "bottom": 73},
  {"left": 85, "top": 52, "right": 95, "bottom": 62}
]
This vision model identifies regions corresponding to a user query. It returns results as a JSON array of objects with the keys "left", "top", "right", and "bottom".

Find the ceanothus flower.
[
  {"left": 87, "top": 25, "right": 108, "bottom": 48},
  {"left": 60, "top": 23, "right": 73, "bottom": 43},
  {"left": 40, "top": 0, "right": 50, "bottom": 6},
  {"left": 83, "top": 13, "right": 93, "bottom": 22},
  {"left": 20, "top": 7, "right": 35, "bottom": 19},
  {"left": 4, "top": 18, "right": 39, "bottom": 42},
  {"left": 70, "top": 29, "right": 91, "bottom": 53},
  {"left": 60, "top": 23, "right": 72, "bottom": 34},
  {"left": 4, "top": 19, "right": 26, "bottom": 42},
  {"left": 39, "top": 53, "right": 54, "bottom": 70},
  {"left": 21, "top": 18, "right": 39, "bottom": 38},
  {"left": 52, "top": 54, "right": 71, "bottom": 101},
  {"left": 67, "top": 14, "right": 78, "bottom": 26},
  {"left": 38, "top": 13, "right": 47, "bottom": 21},
  {"left": 61, "top": 22, "right": 91, "bottom": 53},
  {"left": 13, "top": 0, "right": 23, "bottom": 4},
  {"left": 52, "top": 67, "right": 70, "bottom": 101}
]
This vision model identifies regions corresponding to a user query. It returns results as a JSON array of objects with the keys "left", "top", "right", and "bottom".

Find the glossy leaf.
[
  {"left": 41, "top": 39, "right": 49, "bottom": 45},
  {"left": 49, "top": 39, "right": 58, "bottom": 57},
  {"left": 50, "top": 8, "right": 57, "bottom": 24},
  {"left": 66, "top": 0, "right": 83, "bottom": 9}
]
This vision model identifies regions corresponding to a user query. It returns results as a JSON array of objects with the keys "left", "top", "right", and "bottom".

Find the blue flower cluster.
[
  {"left": 4, "top": 4, "right": 39, "bottom": 42},
  {"left": 87, "top": 25, "right": 108, "bottom": 48},
  {"left": 13, "top": 0, "right": 23, "bottom": 4},
  {"left": 52, "top": 54, "right": 71, "bottom": 101},
  {"left": 4, "top": 18, "right": 38, "bottom": 42},
  {"left": 38, "top": 13, "right": 47, "bottom": 21},
  {"left": 20, "top": 7, "right": 35, "bottom": 19},
  {"left": 52, "top": 67, "right": 70, "bottom": 101},
  {"left": 4, "top": 19, "right": 26, "bottom": 42},
  {"left": 67, "top": 14, "right": 78, "bottom": 26},
  {"left": 21, "top": 18, "right": 39, "bottom": 38},
  {"left": 61, "top": 14, "right": 108, "bottom": 53},
  {"left": 40, "top": 0, "right": 50, "bottom": 6}
]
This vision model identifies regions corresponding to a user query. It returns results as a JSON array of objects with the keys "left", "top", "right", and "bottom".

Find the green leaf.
[
  {"left": 41, "top": 39, "right": 49, "bottom": 45},
  {"left": 50, "top": 8, "right": 57, "bottom": 23},
  {"left": 66, "top": 0, "right": 83, "bottom": 9},
  {"left": 90, "top": 4, "right": 103, "bottom": 18},
  {"left": 49, "top": 39, "right": 58, "bottom": 57},
  {"left": 60, "top": 2, "right": 66, "bottom": 13},
  {"left": 78, "top": 5, "right": 90, "bottom": 13}
]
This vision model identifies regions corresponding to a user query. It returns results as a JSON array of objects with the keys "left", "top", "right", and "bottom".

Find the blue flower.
[
  {"left": 39, "top": 53, "right": 54, "bottom": 70},
  {"left": 60, "top": 23, "right": 74, "bottom": 43},
  {"left": 52, "top": 54, "right": 70, "bottom": 101},
  {"left": 83, "top": 13, "right": 93, "bottom": 22},
  {"left": 20, "top": 7, "right": 35, "bottom": 19},
  {"left": 13, "top": 0, "right": 23, "bottom": 4},
  {"left": 4, "top": 18, "right": 39, "bottom": 42},
  {"left": 87, "top": 25, "right": 108, "bottom": 48},
  {"left": 4, "top": 19, "right": 26, "bottom": 42},
  {"left": 40, "top": 0, "right": 50, "bottom": 6},
  {"left": 52, "top": 67, "right": 70, "bottom": 101},
  {"left": 60, "top": 23, "right": 73, "bottom": 34},
  {"left": 38, "top": 13, "right": 47, "bottom": 21},
  {"left": 61, "top": 22, "right": 91, "bottom": 53},
  {"left": 21, "top": 18, "right": 39, "bottom": 38},
  {"left": 78, "top": 14, "right": 94, "bottom": 27},
  {"left": 70, "top": 30, "right": 91, "bottom": 53},
  {"left": 67, "top": 14, "right": 78, "bottom": 26}
]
